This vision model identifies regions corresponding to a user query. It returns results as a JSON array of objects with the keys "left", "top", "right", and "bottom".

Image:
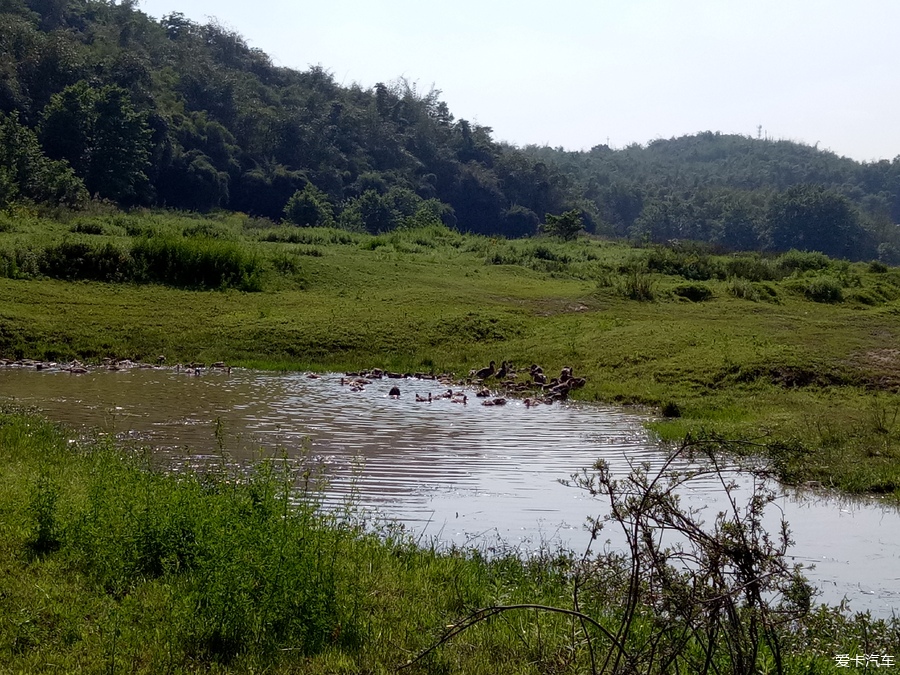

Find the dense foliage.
[
  {"left": 525, "top": 134, "right": 900, "bottom": 261},
  {"left": 0, "top": 0, "right": 578, "bottom": 235},
  {"left": 1, "top": 0, "right": 899, "bottom": 260}
]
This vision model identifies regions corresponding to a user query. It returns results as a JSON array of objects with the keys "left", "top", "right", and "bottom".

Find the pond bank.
[{"left": 2, "top": 410, "right": 898, "bottom": 673}]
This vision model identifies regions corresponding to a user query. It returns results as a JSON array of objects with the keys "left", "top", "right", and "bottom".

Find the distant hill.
[
  {"left": 1, "top": 1, "right": 898, "bottom": 260},
  {"left": 523, "top": 133, "right": 900, "bottom": 260}
]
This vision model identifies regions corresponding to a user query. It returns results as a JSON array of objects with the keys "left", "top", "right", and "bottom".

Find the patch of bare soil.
[{"left": 847, "top": 349, "right": 900, "bottom": 390}]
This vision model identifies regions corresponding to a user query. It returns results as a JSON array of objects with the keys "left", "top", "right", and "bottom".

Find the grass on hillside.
[{"left": 1, "top": 206, "right": 900, "bottom": 497}]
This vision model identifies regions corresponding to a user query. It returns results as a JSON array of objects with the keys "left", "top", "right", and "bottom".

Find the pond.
[{"left": 1, "top": 364, "right": 898, "bottom": 617}]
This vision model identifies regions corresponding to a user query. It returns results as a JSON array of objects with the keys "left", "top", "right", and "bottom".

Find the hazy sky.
[{"left": 136, "top": 0, "right": 900, "bottom": 163}]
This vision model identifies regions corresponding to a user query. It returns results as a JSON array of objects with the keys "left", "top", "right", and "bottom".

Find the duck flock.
[
  {"left": 0, "top": 356, "right": 230, "bottom": 375},
  {"left": 1, "top": 357, "right": 585, "bottom": 407},
  {"left": 337, "top": 360, "right": 586, "bottom": 407}
]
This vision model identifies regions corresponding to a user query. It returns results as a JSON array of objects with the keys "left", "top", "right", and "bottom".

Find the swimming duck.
[
  {"left": 389, "top": 386, "right": 401, "bottom": 398},
  {"left": 415, "top": 392, "right": 433, "bottom": 402}
]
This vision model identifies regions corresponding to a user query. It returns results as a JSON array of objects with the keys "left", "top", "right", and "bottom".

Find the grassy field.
[
  {"left": 2, "top": 410, "right": 896, "bottom": 673},
  {"left": 1, "top": 206, "right": 900, "bottom": 496}
]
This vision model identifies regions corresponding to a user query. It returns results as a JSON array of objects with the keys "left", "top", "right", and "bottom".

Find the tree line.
[
  {"left": 1, "top": 0, "right": 899, "bottom": 261},
  {"left": 524, "top": 134, "right": 900, "bottom": 262}
]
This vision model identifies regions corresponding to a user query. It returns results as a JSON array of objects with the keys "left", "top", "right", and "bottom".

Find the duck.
[
  {"left": 530, "top": 364, "right": 547, "bottom": 385},
  {"left": 473, "top": 360, "right": 496, "bottom": 380},
  {"left": 475, "top": 388, "right": 492, "bottom": 398},
  {"left": 451, "top": 394, "right": 468, "bottom": 404},
  {"left": 548, "top": 383, "right": 571, "bottom": 401},
  {"left": 415, "top": 392, "right": 433, "bottom": 402},
  {"left": 389, "top": 386, "right": 401, "bottom": 398},
  {"left": 494, "top": 360, "right": 509, "bottom": 380}
]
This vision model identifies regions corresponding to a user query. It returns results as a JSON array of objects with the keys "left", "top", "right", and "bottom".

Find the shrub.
[
  {"left": 41, "top": 240, "right": 131, "bottom": 282},
  {"left": 69, "top": 221, "right": 104, "bottom": 235},
  {"left": 776, "top": 249, "right": 831, "bottom": 273},
  {"left": 723, "top": 254, "right": 780, "bottom": 281},
  {"left": 803, "top": 276, "right": 843, "bottom": 303},
  {"left": 645, "top": 246, "right": 724, "bottom": 281},
  {"left": 672, "top": 282, "right": 713, "bottom": 302}
]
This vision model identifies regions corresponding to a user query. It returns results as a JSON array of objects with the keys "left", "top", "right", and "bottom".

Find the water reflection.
[{"left": 1, "top": 366, "right": 898, "bottom": 617}]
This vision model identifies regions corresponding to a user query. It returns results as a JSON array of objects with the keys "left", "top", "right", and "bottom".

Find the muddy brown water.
[{"left": 1, "top": 366, "right": 898, "bottom": 617}]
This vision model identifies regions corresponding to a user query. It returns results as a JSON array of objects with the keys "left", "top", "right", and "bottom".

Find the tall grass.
[
  {"left": 131, "top": 236, "right": 265, "bottom": 291},
  {"left": 0, "top": 235, "right": 266, "bottom": 290}
]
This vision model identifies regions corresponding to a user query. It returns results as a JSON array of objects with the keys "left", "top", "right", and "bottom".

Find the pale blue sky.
[{"left": 137, "top": 0, "right": 900, "bottom": 162}]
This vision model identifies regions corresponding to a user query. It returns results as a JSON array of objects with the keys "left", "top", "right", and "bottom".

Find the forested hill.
[
  {"left": 1, "top": 0, "right": 899, "bottom": 261},
  {"left": 0, "top": 0, "right": 580, "bottom": 235},
  {"left": 524, "top": 134, "right": 900, "bottom": 262}
]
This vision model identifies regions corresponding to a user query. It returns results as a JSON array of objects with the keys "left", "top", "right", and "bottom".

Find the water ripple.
[{"left": 1, "top": 367, "right": 898, "bottom": 616}]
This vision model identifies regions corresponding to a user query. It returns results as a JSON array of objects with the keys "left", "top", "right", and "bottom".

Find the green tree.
[
  {"left": 541, "top": 209, "right": 584, "bottom": 241},
  {"left": 766, "top": 185, "right": 874, "bottom": 259},
  {"left": 0, "top": 111, "right": 86, "bottom": 206},
  {"left": 283, "top": 183, "right": 334, "bottom": 227},
  {"left": 39, "top": 81, "right": 151, "bottom": 204}
]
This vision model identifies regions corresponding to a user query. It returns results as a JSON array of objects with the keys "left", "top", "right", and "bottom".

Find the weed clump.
[{"left": 617, "top": 269, "right": 656, "bottom": 301}]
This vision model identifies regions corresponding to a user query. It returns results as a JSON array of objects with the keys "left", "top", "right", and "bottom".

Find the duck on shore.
[{"left": 473, "top": 360, "right": 496, "bottom": 380}]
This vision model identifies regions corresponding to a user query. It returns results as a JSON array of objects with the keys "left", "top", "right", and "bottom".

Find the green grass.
[
  {"left": 2, "top": 209, "right": 900, "bottom": 497},
  {"left": 1, "top": 411, "right": 896, "bottom": 673}
]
